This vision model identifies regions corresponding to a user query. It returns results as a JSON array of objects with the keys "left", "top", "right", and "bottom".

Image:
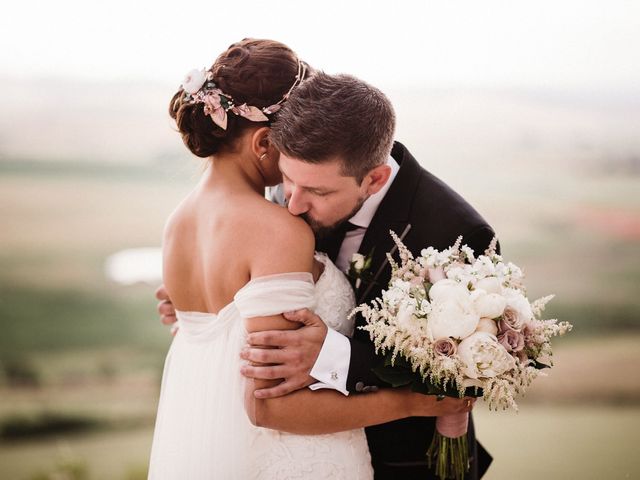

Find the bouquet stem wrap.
[{"left": 426, "top": 413, "right": 469, "bottom": 480}]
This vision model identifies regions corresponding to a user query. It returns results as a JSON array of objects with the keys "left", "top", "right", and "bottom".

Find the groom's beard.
[{"left": 301, "top": 195, "right": 367, "bottom": 240}]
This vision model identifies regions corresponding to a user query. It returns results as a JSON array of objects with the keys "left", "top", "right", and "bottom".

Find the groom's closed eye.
[
  {"left": 308, "top": 189, "right": 334, "bottom": 197},
  {"left": 282, "top": 173, "right": 336, "bottom": 197}
]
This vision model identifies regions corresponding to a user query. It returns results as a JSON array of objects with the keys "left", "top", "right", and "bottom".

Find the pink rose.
[
  {"left": 499, "top": 306, "right": 525, "bottom": 332},
  {"left": 516, "top": 350, "right": 529, "bottom": 363},
  {"left": 434, "top": 337, "right": 457, "bottom": 357},
  {"left": 497, "top": 329, "right": 525, "bottom": 352}
]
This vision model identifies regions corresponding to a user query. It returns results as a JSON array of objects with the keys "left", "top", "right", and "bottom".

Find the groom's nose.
[{"left": 286, "top": 187, "right": 309, "bottom": 216}]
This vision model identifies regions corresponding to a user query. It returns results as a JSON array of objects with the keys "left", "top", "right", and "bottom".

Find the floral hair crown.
[{"left": 180, "top": 59, "right": 306, "bottom": 130}]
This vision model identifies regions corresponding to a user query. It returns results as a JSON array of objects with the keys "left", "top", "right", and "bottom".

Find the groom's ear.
[
  {"left": 363, "top": 164, "right": 392, "bottom": 195},
  {"left": 250, "top": 127, "right": 272, "bottom": 158}
]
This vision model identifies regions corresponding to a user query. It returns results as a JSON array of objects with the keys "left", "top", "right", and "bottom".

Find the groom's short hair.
[{"left": 270, "top": 72, "right": 396, "bottom": 182}]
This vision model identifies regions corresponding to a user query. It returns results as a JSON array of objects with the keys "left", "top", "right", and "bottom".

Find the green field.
[{"left": 1, "top": 151, "right": 639, "bottom": 478}]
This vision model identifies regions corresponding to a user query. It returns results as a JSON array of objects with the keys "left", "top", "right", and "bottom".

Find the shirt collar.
[{"left": 348, "top": 156, "right": 400, "bottom": 229}]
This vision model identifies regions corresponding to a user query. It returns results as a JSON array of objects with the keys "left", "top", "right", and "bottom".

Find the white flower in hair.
[{"left": 182, "top": 69, "right": 207, "bottom": 94}]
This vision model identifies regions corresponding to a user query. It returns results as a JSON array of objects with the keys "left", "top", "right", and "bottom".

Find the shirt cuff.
[{"left": 309, "top": 327, "right": 351, "bottom": 396}]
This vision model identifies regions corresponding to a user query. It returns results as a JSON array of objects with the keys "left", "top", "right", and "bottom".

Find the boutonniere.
[{"left": 346, "top": 250, "right": 374, "bottom": 289}]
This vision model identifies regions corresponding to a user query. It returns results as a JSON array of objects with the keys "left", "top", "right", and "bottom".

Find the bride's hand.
[
  {"left": 404, "top": 390, "right": 476, "bottom": 417},
  {"left": 156, "top": 284, "right": 177, "bottom": 334}
]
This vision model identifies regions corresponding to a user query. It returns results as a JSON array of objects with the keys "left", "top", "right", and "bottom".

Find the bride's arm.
[{"left": 244, "top": 314, "right": 474, "bottom": 435}]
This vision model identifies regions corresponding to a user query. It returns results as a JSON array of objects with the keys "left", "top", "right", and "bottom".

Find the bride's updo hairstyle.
[{"left": 170, "top": 39, "right": 306, "bottom": 157}]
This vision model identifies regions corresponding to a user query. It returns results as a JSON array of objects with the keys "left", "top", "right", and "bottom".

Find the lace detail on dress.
[
  {"left": 251, "top": 429, "right": 373, "bottom": 479},
  {"left": 313, "top": 252, "right": 357, "bottom": 337}
]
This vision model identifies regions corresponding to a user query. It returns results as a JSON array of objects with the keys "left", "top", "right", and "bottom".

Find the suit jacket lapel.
[{"left": 355, "top": 142, "right": 422, "bottom": 304}]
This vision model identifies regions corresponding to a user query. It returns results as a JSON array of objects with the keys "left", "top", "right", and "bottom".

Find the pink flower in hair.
[
  {"left": 202, "top": 92, "right": 227, "bottom": 130},
  {"left": 232, "top": 104, "right": 269, "bottom": 122}
]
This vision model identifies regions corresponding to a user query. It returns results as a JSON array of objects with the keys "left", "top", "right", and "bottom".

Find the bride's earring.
[{"left": 259, "top": 153, "right": 268, "bottom": 162}]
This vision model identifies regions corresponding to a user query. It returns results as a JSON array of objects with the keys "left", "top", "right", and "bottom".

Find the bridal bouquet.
[{"left": 353, "top": 232, "right": 572, "bottom": 480}]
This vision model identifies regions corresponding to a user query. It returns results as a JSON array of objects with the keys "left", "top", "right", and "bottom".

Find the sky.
[{"left": 1, "top": 0, "right": 639, "bottom": 91}]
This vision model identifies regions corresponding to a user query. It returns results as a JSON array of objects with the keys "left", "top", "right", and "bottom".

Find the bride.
[{"left": 148, "top": 38, "right": 472, "bottom": 479}]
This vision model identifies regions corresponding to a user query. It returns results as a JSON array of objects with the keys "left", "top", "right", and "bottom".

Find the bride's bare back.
[{"left": 162, "top": 168, "right": 316, "bottom": 315}]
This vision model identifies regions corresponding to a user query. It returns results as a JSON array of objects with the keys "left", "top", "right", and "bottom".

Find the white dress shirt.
[{"left": 309, "top": 156, "right": 400, "bottom": 395}]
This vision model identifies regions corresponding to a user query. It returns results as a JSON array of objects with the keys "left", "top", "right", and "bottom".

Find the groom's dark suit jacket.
[{"left": 319, "top": 141, "right": 495, "bottom": 480}]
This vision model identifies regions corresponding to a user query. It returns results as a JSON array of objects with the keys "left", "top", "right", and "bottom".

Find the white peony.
[
  {"left": 475, "top": 277, "right": 503, "bottom": 295},
  {"left": 427, "top": 296, "right": 480, "bottom": 340},
  {"left": 472, "top": 290, "right": 506, "bottom": 319},
  {"left": 475, "top": 317, "right": 498, "bottom": 336},
  {"left": 428, "top": 279, "right": 468, "bottom": 304},
  {"left": 181, "top": 68, "right": 207, "bottom": 94},
  {"left": 457, "top": 332, "right": 516, "bottom": 380}
]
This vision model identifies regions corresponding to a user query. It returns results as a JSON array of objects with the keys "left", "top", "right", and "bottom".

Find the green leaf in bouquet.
[
  {"left": 464, "top": 386, "right": 484, "bottom": 398},
  {"left": 383, "top": 353, "right": 411, "bottom": 369},
  {"left": 371, "top": 365, "right": 415, "bottom": 387},
  {"left": 363, "top": 248, "right": 375, "bottom": 270},
  {"left": 410, "top": 379, "right": 447, "bottom": 396},
  {"left": 405, "top": 372, "right": 453, "bottom": 397},
  {"left": 412, "top": 377, "right": 483, "bottom": 399},
  {"left": 531, "top": 359, "right": 551, "bottom": 370},
  {"left": 410, "top": 380, "right": 431, "bottom": 394}
]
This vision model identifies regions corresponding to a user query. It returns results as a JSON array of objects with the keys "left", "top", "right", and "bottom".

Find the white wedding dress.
[{"left": 148, "top": 253, "right": 373, "bottom": 479}]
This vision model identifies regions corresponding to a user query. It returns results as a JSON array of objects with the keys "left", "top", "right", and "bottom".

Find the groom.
[{"left": 157, "top": 72, "right": 495, "bottom": 479}]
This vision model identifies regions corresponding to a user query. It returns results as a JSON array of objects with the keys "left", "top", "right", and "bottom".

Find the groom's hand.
[{"left": 240, "top": 308, "right": 328, "bottom": 399}]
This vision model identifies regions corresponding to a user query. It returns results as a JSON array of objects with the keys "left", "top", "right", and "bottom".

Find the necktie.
[{"left": 317, "top": 222, "right": 359, "bottom": 262}]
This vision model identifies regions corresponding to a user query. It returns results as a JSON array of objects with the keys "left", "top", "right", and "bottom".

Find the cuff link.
[
  {"left": 355, "top": 382, "right": 378, "bottom": 393},
  {"left": 330, "top": 371, "right": 338, "bottom": 381}
]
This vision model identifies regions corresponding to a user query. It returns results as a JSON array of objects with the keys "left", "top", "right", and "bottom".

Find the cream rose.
[
  {"left": 475, "top": 317, "right": 498, "bottom": 336},
  {"left": 181, "top": 68, "right": 207, "bottom": 94},
  {"left": 351, "top": 253, "right": 365, "bottom": 271},
  {"left": 457, "top": 332, "right": 516, "bottom": 379}
]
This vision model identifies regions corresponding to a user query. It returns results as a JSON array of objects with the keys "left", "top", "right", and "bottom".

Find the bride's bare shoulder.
[{"left": 238, "top": 198, "right": 315, "bottom": 275}]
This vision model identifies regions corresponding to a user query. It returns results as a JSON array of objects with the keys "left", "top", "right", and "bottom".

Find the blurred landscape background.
[{"left": 1, "top": 1, "right": 639, "bottom": 479}]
